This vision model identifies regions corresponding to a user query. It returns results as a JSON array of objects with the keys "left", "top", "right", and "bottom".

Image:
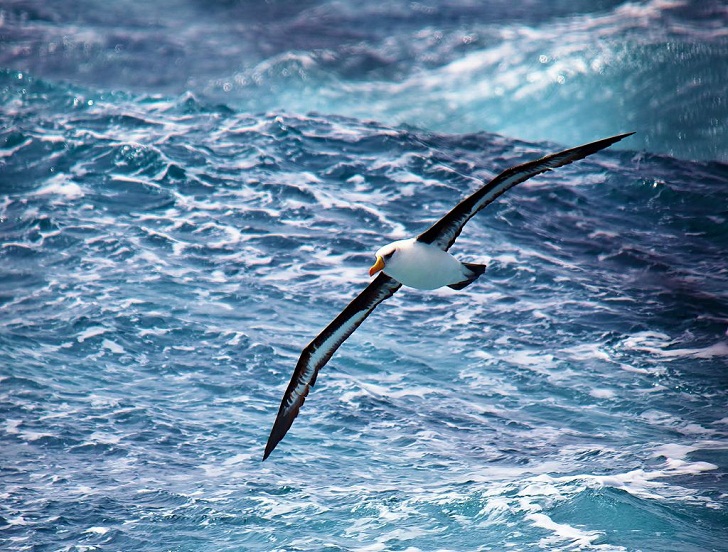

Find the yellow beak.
[{"left": 369, "top": 256, "right": 385, "bottom": 277}]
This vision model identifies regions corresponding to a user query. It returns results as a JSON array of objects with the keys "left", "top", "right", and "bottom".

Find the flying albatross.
[{"left": 263, "top": 132, "right": 633, "bottom": 460}]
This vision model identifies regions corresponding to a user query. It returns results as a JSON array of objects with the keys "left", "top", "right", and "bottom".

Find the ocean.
[{"left": 1, "top": 1, "right": 727, "bottom": 550}]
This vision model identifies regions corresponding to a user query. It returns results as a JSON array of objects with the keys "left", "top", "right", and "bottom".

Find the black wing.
[
  {"left": 418, "top": 132, "right": 634, "bottom": 251},
  {"left": 263, "top": 273, "right": 402, "bottom": 460}
]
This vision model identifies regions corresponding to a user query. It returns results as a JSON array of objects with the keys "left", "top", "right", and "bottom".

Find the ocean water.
[{"left": 1, "top": 1, "right": 727, "bottom": 551}]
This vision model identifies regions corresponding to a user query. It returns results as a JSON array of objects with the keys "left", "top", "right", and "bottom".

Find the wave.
[
  {"left": 2, "top": 0, "right": 727, "bottom": 161},
  {"left": 2, "top": 5, "right": 727, "bottom": 548}
]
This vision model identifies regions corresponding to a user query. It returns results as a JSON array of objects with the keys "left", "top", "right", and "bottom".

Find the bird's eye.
[{"left": 383, "top": 251, "right": 394, "bottom": 260}]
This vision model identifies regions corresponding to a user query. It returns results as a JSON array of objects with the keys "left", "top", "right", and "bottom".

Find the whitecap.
[
  {"left": 84, "top": 526, "right": 110, "bottom": 535},
  {"left": 138, "top": 327, "right": 170, "bottom": 338},
  {"left": 35, "top": 177, "right": 84, "bottom": 200},
  {"left": 589, "top": 388, "right": 616, "bottom": 399},
  {"left": 4, "top": 419, "right": 22, "bottom": 434},
  {"left": 88, "top": 432, "right": 122, "bottom": 445},
  {"left": 622, "top": 331, "right": 728, "bottom": 359},
  {"left": 561, "top": 342, "right": 612, "bottom": 362},
  {"left": 507, "top": 350, "right": 556, "bottom": 371},
  {"left": 77, "top": 326, "right": 109, "bottom": 342},
  {"left": 4, "top": 516, "right": 28, "bottom": 527},
  {"left": 21, "top": 430, "right": 54, "bottom": 442},
  {"left": 222, "top": 453, "right": 252, "bottom": 466},
  {"left": 101, "top": 339, "right": 125, "bottom": 354},
  {"left": 525, "top": 512, "right": 606, "bottom": 549}
]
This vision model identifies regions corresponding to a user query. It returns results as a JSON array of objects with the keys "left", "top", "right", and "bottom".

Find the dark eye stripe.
[{"left": 383, "top": 251, "right": 394, "bottom": 260}]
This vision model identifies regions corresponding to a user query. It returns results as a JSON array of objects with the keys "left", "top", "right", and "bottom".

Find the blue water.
[{"left": 1, "top": 1, "right": 727, "bottom": 550}]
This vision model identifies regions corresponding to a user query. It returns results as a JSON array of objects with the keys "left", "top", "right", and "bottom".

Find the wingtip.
[
  {"left": 263, "top": 405, "right": 298, "bottom": 461},
  {"left": 262, "top": 440, "right": 276, "bottom": 461},
  {"left": 263, "top": 430, "right": 280, "bottom": 461},
  {"left": 602, "top": 131, "right": 636, "bottom": 152},
  {"left": 607, "top": 131, "right": 636, "bottom": 145},
  {"left": 596, "top": 131, "right": 635, "bottom": 147},
  {"left": 570, "top": 131, "right": 636, "bottom": 160}
]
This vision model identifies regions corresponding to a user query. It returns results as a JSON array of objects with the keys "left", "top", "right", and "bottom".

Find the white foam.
[
  {"left": 589, "top": 388, "right": 616, "bottom": 399},
  {"left": 35, "top": 178, "right": 84, "bottom": 200},
  {"left": 138, "top": 327, "right": 170, "bottom": 337},
  {"left": 557, "top": 461, "right": 718, "bottom": 503},
  {"left": 137, "top": 248, "right": 169, "bottom": 267},
  {"left": 4, "top": 516, "right": 27, "bottom": 527},
  {"left": 679, "top": 423, "right": 713, "bottom": 436},
  {"left": 588, "top": 230, "right": 619, "bottom": 239},
  {"left": 561, "top": 342, "right": 612, "bottom": 362},
  {"left": 525, "top": 512, "right": 605, "bottom": 549},
  {"left": 5, "top": 419, "right": 22, "bottom": 434},
  {"left": 21, "top": 430, "right": 54, "bottom": 442},
  {"left": 89, "top": 432, "right": 122, "bottom": 445},
  {"left": 172, "top": 345, "right": 196, "bottom": 352},
  {"left": 102, "top": 339, "right": 125, "bottom": 354},
  {"left": 506, "top": 350, "right": 557, "bottom": 376},
  {"left": 491, "top": 253, "right": 520, "bottom": 266},
  {"left": 210, "top": 270, "right": 226, "bottom": 283},
  {"left": 77, "top": 326, "right": 109, "bottom": 342},
  {"left": 222, "top": 453, "right": 252, "bottom": 466},
  {"left": 623, "top": 331, "right": 728, "bottom": 359},
  {"left": 84, "top": 526, "right": 110, "bottom": 535}
]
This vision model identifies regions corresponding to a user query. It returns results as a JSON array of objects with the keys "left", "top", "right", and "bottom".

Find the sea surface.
[{"left": 1, "top": 1, "right": 727, "bottom": 551}]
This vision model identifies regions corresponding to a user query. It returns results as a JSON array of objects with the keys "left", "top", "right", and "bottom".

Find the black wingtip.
[
  {"left": 580, "top": 131, "right": 635, "bottom": 153},
  {"left": 262, "top": 435, "right": 278, "bottom": 461},
  {"left": 601, "top": 131, "right": 636, "bottom": 147},
  {"left": 615, "top": 131, "right": 636, "bottom": 141},
  {"left": 262, "top": 403, "right": 300, "bottom": 461},
  {"left": 552, "top": 131, "right": 636, "bottom": 170},
  {"left": 262, "top": 423, "right": 283, "bottom": 461}
]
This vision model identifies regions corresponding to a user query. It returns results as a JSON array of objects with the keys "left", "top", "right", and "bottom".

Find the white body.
[{"left": 376, "top": 238, "right": 469, "bottom": 290}]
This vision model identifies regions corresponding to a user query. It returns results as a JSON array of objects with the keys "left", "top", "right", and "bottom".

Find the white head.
[
  {"left": 369, "top": 244, "right": 395, "bottom": 276},
  {"left": 369, "top": 239, "right": 415, "bottom": 277}
]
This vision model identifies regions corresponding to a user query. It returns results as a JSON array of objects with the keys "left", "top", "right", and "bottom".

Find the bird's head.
[{"left": 369, "top": 244, "right": 397, "bottom": 276}]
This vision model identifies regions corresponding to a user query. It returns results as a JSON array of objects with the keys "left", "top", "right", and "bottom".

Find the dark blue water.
[{"left": 2, "top": 1, "right": 727, "bottom": 550}]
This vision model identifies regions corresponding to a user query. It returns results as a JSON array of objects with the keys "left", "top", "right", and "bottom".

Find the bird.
[{"left": 263, "top": 132, "right": 634, "bottom": 460}]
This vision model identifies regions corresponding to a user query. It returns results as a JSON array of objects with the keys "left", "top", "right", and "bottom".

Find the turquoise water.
[{"left": 2, "top": 1, "right": 727, "bottom": 551}]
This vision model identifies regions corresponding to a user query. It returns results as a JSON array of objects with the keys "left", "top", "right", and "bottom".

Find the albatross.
[{"left": 263, "top": 132, "right": 633, "bottom": 460}]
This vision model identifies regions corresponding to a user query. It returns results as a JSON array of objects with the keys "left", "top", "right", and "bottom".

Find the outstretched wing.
[
  {"left": 264, "top": 273, "right": 402, "bottom": 460},
  {"left": 418, "top": 132, "right": 634, "bottom": 251}
]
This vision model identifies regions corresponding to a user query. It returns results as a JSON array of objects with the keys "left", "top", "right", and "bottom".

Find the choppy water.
[{"left": 2, "top": 1, "right": 727, "bottom": 551}]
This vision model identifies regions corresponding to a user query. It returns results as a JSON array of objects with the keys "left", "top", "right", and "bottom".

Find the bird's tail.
[{"left": 448, "top": 263, "right": 487, "bottom": 290}]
